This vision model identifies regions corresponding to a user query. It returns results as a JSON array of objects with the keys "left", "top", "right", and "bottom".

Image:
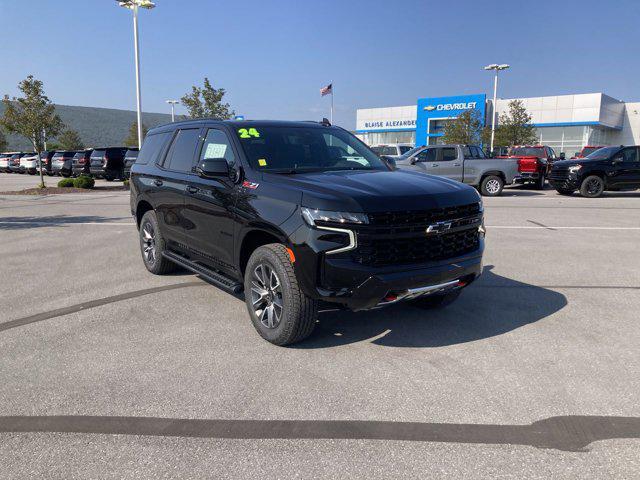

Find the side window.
[
  {"left": 621, "top": 147, "right": 638, "bottom": 163},
  {"left": 137, "top": 132, "right": 169, "bottom": 165},
  {"left": 416, "top": 148, "right": 437, "bottom": 162},
  {"left": 200, "top": 129, "right": 236, "bottom": 167},
  {"left": 462, "top": 146, "right": 473, "bottom": 159},
  {"left": 164, "top": 128, "right": 200, "bottom": 172},
  {"left": 547, "top": 147, "right": 556, "bottom": 159},
  {"left": 441, "top": 147, "right": 457, "bottom": 161}
]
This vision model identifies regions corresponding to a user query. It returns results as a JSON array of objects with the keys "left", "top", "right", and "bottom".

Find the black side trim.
[{"left": 163, "top": 251, "right": 243, "bottom": 294}]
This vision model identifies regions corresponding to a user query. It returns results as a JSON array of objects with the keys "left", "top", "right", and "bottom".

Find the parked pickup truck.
[
  {"left": 499, "top": 145, "right": 561, "bottom": 189},
  {"left": 395, "top": 144, "right": 519, "bottom": 196}
]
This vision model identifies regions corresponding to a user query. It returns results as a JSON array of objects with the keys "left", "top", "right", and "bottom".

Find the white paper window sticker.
[{"left": 204, "top": 143, "right": 227, "bottom": 159}]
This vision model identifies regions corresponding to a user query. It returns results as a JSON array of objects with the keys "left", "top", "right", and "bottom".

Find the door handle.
[
  {"left": 186, "top": 185, "right": 199, "bottom": 194},
  {"left": 453, "top": 163, "right": 462, "bottom": 167},
  {"left": 431, "top": 163, "right": 439, "bottom": 167},
  {"left": 153, "top": 179, "right": 163, "bottom": 187}
]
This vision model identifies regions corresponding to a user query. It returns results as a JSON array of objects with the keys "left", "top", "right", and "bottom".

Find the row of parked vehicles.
[
  {"left": 375, "top": 143, "right": 640, "bottom": 198},
  {"left": 0, "top": 147, "right": 140, "bottom": 180}
]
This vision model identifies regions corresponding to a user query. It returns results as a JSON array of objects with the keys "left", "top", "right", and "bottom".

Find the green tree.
[
  {"left": 57, "top": 128, "right": 84, "bottom": 150},
  {"left": 1, "top": 75, "right": 63, "bottom": 187},
  {"left": 493, "top": 99, "right": 538, "bottom": 147},
  {"left": 442, "top": 109, "right": 484, "bottom": 145},
  {"left": 181, "top": 77, "right": 234, "bottom": 119},
  {"left": 123, "top": 121, "right": 148, "bottom": 147},
  {"left": 0, "top": 128, "right": 7, "bottom": 152}
]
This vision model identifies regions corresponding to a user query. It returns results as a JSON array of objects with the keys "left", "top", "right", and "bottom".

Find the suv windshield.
[
  {"left": 510, "top": 147, "right": 545, "bottom": 157},
  {"left": 235, "top": 126, "right": 388, "bottom": 173},
  {"left": 585, "top": 146, "right": 620, "bottom": 160}
]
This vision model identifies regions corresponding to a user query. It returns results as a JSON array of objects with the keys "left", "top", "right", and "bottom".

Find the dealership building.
[{"left": 355, "top": 92, "right": 640, "bottom": 156}]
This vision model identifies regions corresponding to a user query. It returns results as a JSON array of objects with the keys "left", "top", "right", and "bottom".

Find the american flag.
[{"left": 320, "top": 83, "right": 333, "bottom": 96}]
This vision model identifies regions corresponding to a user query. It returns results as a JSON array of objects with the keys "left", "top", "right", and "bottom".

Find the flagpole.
[{"left": 331, "top": 83, "right": 334, "bottom": 124}]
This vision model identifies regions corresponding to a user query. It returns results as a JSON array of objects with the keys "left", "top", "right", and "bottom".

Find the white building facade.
[{"left": 355, "top": 92, "right": 640, "bottom": 156}]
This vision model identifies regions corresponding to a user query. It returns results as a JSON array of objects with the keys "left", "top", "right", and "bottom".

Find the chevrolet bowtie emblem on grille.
[{"left": 426, "top": 221, "right": 453, "bottom": 234}]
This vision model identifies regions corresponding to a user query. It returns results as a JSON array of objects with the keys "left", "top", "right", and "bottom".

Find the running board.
[{"left": 162, "top": 251, "right": 243, "bottom": 294}]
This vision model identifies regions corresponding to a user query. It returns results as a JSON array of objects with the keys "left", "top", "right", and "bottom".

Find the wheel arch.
[{"left": 238, "top": 227, "right": 289, "bottom": 277}]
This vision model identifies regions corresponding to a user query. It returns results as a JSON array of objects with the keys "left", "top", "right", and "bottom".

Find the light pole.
[
  {"left": 116, "top": 0, "right": 156, "bottom": 148},
  {"left": 483, "top": 63, "right": 510, "bottom": 153},
  {"left": 166, "top": 100, "right": 179, "bottom": 122}
]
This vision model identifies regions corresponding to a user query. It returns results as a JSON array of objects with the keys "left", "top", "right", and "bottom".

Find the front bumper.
[{"left": 314, "top": 248, "right": 483, "bottom": 311}]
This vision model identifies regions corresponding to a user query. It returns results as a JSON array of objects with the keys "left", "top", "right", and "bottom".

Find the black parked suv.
[
  {"left": 549, "top": 145, "right": 640, "bottom": 197},
  {"left": 38, "top": 151, "right": 56, "bottom": 176},
  {"left": 130, "top": 120, "right": 485, "bottom": 345},
  {"left": 90, "top": 147, "right": 128, "bottom": 180},
  {"left": 123, "top": 148, "right": 139, "bottom": 179},
  {"left": 71, "top": 149, "right": 94, "bottom": 177}
]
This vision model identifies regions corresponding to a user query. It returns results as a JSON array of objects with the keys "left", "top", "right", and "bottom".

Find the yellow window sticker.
[
  {"left": 258, "top": 159, "right": 267, "bottom": 167},
  {"left": 238, "top": 128, "right": 260, "bottom": 138}
]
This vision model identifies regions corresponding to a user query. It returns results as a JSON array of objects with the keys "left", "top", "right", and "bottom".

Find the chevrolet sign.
[{"left": 424, "top": 101, "right": 477, "bottom": 112}]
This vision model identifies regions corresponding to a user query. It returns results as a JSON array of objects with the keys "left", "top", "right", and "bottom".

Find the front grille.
[
  {"left": 549, "top": 166, "right": 570, "bottom": 182},
  {"left": 348, "top": 203, "right": 481, "bottom": 267}
]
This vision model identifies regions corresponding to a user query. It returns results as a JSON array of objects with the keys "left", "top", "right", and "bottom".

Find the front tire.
[
  {"left": 245, "top": 244, "right": 317, "bottom": 346},
  {"left": 580, "top": 175, "right": 604, "bottom": 198},
  {"left": 480, "top": 175, "right": 504, "bottom": 196},
  {"left": 139, "top": 210, "right": 176, "bottom": 275}
]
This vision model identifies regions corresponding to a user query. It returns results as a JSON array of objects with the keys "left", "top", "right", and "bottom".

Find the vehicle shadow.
[
  {"left": 297, "top": 265, "right": 567, "bottom": 349},
  {"left": 500, "top": 186, "right": 547, "bottom": 196},
  {"left": 0, "top": 215, "right": 132, "bottom": 230}
]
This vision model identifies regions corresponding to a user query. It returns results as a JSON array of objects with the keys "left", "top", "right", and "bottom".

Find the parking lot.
[{"left": 0, "top": 181, "right": 639, "bottom": 478}]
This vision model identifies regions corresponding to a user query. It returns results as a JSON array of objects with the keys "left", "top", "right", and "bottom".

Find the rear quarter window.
[{"left": 136, "top": 132, "right": 170, "bottom": 165}]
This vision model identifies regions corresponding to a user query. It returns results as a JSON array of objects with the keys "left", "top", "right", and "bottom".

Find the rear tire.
[
  {"left": 139, "top": 210, "right": 176, "bottom": 275},
  {"left": 409, "top": 290, "right": 461, "bottom": 309},
  {"left": 556, "top": 188, "right": 575, "bottom": 196},
  {"left": 244, "top": 244, "right": 317, "bottom": 346},
  {"left": 534, "top": 173, "right": 546, "bottom": 190},
  {"left": 480, "top": 175, "right": 504, "bottom": 196},
  {"left": 579, "top": 175, "right": 604, "bottom": 198}
]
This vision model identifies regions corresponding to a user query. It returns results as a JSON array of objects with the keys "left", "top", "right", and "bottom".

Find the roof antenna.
[{"left": 321, "top": 118, "right": 332, "bottom": 126}]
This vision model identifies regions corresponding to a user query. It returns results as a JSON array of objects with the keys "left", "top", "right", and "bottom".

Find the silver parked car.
[{"left": 395, "top": 144, "right": 520, "bottom": 196}]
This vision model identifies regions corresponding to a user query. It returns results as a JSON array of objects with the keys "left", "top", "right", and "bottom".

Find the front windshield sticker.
[
  {"left": 238, "top": 128, "right": 260, "bottom": 139},
  {"left": 204, "top": 143, "right": 227, "bottom": 159},
  {"left": 258, "top": 158, "right": 267, "bottom": 167}
]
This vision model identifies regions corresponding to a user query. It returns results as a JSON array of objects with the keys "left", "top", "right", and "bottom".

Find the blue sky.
[{"left": 1, "top": 0, "right": 639, "bottom": 128}]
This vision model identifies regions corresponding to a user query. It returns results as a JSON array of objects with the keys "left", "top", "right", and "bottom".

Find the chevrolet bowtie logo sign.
[
  {"left": 426, "top": 221, "right": 453, "bottom": 234},
  {"left": 424, "top": 105, "right": 436, "bottom": 111},
  {"left": 424, "top": 101, "right": 477, "bottom": 112}
]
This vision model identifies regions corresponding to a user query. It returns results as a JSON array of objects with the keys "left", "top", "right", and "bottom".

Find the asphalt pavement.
[{"left": 0, "top": 177, "right": 638, "bottom": 478}]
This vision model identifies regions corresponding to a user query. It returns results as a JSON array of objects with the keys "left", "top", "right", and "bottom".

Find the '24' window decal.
[{"left": 238, "top": 128, "right": 260, "bottom": 138}]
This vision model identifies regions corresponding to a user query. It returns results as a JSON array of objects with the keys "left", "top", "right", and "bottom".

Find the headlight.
[
  {"left": 568, "top": 165, "right": 582, "bottom": 173},
  {"left": 301, "top": 207, "right": 368, "bottom": 226}
]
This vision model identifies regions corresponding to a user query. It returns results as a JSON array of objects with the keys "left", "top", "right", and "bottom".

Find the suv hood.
[{"left": 265, "top": 169, "right": 480, "bottom": 212}]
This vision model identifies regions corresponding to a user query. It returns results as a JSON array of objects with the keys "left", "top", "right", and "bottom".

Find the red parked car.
[
  {"left": 572, "top": 145, "right": 607, "bottom": 159},
  {"left": 502, "top": 145, "right": 560, "bottom": 190}
]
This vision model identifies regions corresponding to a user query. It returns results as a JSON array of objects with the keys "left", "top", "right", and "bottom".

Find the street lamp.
[
  {"left": 484, "top": 63, "right": 510, "bottom": 153},
  {"left": 166, "top": 100, "right": 179, "bottom": 122},
  {"left": 116, "top": 0, "right": 156, "bottom": 148}
]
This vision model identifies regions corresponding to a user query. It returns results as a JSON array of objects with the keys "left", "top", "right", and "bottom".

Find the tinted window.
[
  {"left": 91, "top": 149, "right": 106, "bottom": 159},
  {"left": 125, "top": 150, "right": 139, "bottom": 159},
  {"left": 137, "top": 133, "right": 169, "bottom": 165},
  {"left": 441, "top": 147, "right": 457, "bottom": 161},
  {"left": 399, "top": 146, "right": 412, "bottom": 154},
  {"left": 52, "top": 152, "right": 65, "bottom": 159},
  {"left": 621, "top": 147, "right": 638, "bottom": 163},
  {"left": 416, "top": 148, "right": 437, "bottom": 162},
  {"left": 164, "top": 129, "right": 200, "bottom": 172},
  {"left": 235, "top": 126, "right": 387, "bottom": 172},
  {"left": 200, "top": 129, "right": 236, "bottom": 167},
  {"left": 72, "top": 153, "right": 83, "bottom": 159},
  {"left": 586, "top": 146, "right": 620, "bottom": 160},
  {"left": 462, "top": 146, "right": 472, "bottom": 159},
  {"left": 510, "top": 147, "right": 545, "bottom": 157}
]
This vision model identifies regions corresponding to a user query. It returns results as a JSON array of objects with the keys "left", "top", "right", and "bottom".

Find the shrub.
[
  {"left": 73, "top": 175, "right": 95, "bottom": 189},
  {"left": 123, "top": 179, "right": 130, "bottom": 188},
  {"left": 57, "top": 178, "right": 75, "bottom": 188}
]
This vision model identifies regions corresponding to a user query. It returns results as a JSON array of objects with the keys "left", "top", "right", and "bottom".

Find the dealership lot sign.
[{"left": 416, "top": 94, "right": 486, "bottom": 146}]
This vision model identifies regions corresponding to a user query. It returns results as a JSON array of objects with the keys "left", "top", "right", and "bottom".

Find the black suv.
[
  {"left": 549, "top": 146, "right": 640, "bottom": 197},
  {"left": 130, "top": 120, "right": 485, "bottom": 345},
  {"left": 123, "top": 148, "right": 139, "bottom": 179},
  {"left": 90, "top": 147, "right": 128, "bottom": 180},
  {"left": 72, "top": 149, "right": 94, "bottom": 177}
]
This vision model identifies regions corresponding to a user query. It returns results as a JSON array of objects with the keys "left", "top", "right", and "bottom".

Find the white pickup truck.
[{"left": 394, "top": 144, "right": 520, "bottom": 196}]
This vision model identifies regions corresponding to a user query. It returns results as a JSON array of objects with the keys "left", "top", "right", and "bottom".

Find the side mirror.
[
  {"left": 612, "top": 156, "right": 623, "bottom": 164},
  {"left": 196, "top": 158, "right": 229, "bottom": 178},
  {"left": 383, "top": 156, "right": 396, "bottom": 169}
]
